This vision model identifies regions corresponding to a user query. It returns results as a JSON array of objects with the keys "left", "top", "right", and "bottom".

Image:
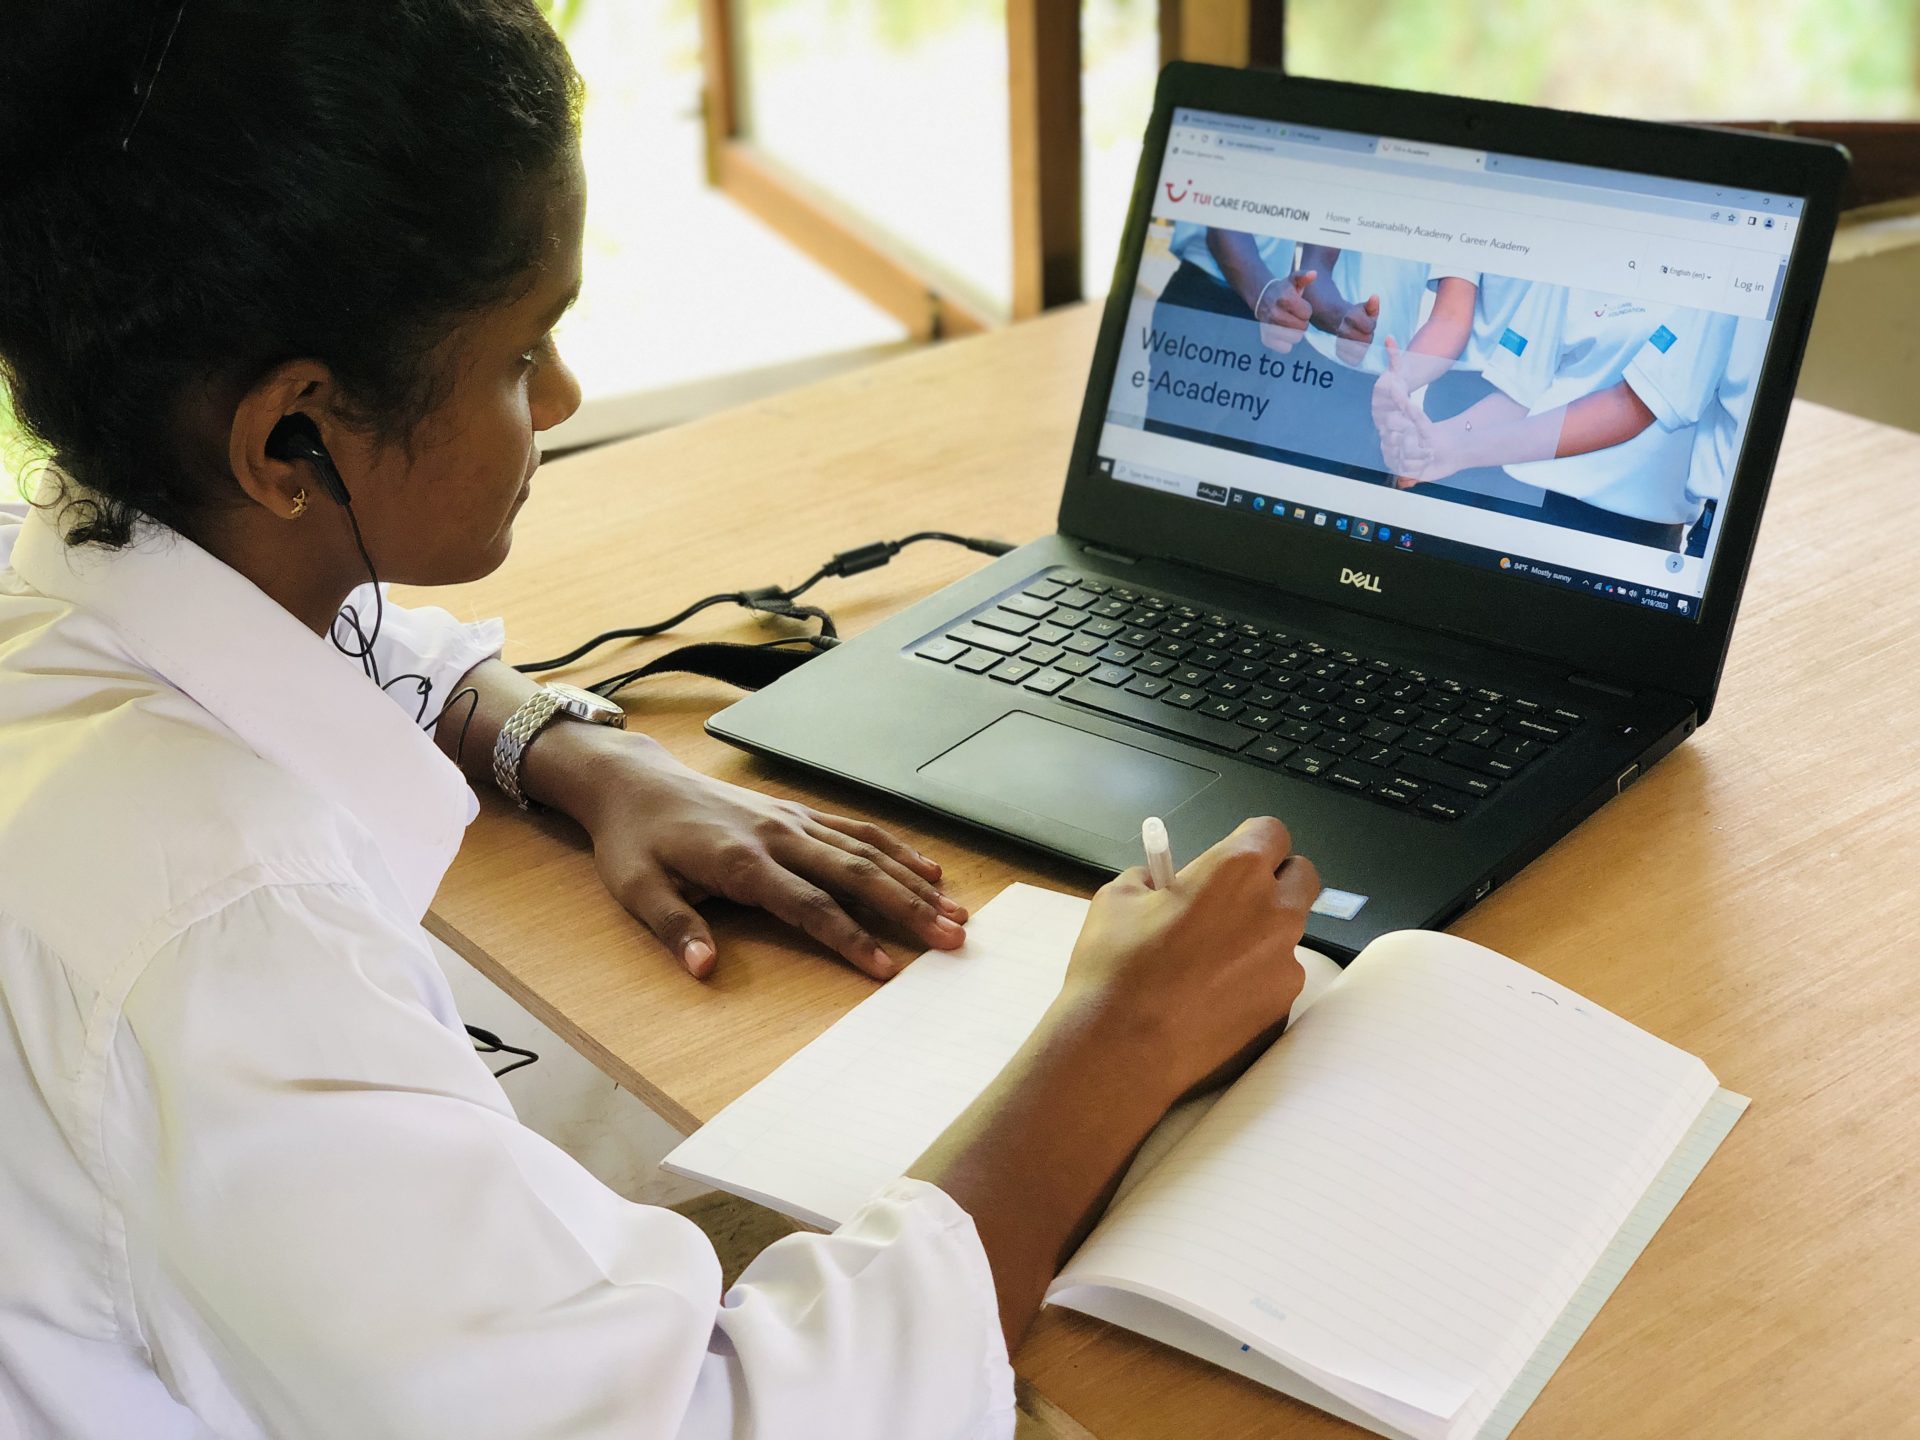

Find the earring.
[{"left": 289, "top": 488, "right": 308, "bottom": 519}]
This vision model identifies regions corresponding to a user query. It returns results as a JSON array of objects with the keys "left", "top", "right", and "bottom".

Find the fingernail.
[
  {"left": 918, "top": 852, "right": 942, "bottom": 876},
  {"left": 935, "top": 915, "right": 965, "bottom": 942},
  {"left": 868, "top": 944, "right": 898, "bottom": 977},
  {"left": 937, "top": 894, "right": 966, "bottom": 920},
  {"left": 684, "top": 940, "right": 713, "bottom": 972}
]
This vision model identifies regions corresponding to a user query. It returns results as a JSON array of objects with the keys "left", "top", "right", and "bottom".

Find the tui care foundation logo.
[{"left": 1162, "top": 178, "right": 1309, "bottom": 223}]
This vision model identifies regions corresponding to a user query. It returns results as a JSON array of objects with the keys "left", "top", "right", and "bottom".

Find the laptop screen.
[{"left": 1094, "top": 106, "right": 1802, "bottom": 622}]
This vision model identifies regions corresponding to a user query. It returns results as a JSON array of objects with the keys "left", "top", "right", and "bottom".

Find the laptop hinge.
[
  {"left": 1079, "top": 543, "right": 1141, "bottom": 566},
  {"left": 1567, "top": 672, "right": 1637, "bottom": 698}
]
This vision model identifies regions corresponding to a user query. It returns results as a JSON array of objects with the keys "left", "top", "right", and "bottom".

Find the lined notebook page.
[
  {"left": 1050, "top": 929, "right": 1718, "bottom": 1430},
  {"left": 662, "top": 883, "right": 1089, "bottom": 1228}
]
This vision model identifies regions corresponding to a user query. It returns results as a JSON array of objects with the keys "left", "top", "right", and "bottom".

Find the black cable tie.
[{"left": 827, "top": 540, "right": 901, "bottom": 577}]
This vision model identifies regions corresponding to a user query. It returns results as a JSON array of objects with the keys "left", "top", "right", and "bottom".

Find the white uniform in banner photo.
[
  {"left": 1457, "top": 274, "right": 1537, "bottom": 374},
  {"left": 1491, "top": 289, "right": 1738, "bottom": 525},
  {"left": 1168, "top": 222, "right": 1295, "bottom": 298},
  {"left": 1304, "top": 252, "right": 1476, "bottom": 376},
  {"left": 1687, "top": 316, "right": 1769, "bottom": 507}
]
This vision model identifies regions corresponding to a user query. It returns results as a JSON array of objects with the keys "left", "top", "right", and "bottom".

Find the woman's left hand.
[{"left": 573, "top": 737, "right": 968, "bottom": 981}]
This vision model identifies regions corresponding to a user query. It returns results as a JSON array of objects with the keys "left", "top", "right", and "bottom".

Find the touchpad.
[{"left": 918, "top": 712, "right": 1217, "bottom": 841}]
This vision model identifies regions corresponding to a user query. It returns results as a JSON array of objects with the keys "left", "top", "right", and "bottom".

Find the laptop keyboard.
[{"left": 911, "top": 570, "right": 1585, "bottom": 823}]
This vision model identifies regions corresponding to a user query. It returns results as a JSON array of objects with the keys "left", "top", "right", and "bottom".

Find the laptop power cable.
[{"left": 512, "top": 531, "right": 1015, "bottom": 701}]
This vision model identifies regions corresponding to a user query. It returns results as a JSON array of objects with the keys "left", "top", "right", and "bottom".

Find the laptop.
[{"left": 710, "top": 64, "right": 1848, "bottom": 959}]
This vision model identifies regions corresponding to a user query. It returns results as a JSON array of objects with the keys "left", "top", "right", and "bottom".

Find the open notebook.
[{"left": 665, "top": 884, "right": 1746, "bottom": 1440}]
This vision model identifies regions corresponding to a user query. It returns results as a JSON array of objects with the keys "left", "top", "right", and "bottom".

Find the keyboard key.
[
  {"left": 1246, "top": 737, "right": 1297, "bottom": 765},
  {"left": 1076, "top": 579, "right": 1109, "bottom": 595},
  {"left": 1398, "top": 753, "right": 1501, "bottom": 800},
  {"left": 1379, "top": 704, "right": 1421, "bottom": 727},
  {"left": 915, "top": 637, "right": 969, "bottom": 664},
  {"left": 1020, "top": 643, "right": 1064, "bottom": 666},
  {"left": 954, "top": 649, "right": 998, "bottom": 674},
  {"left": 1054, "top": 654, "right": 1098, "bottom": 676},
  {"left": 1405, "top": 733, "right": 1446, "bottom": 756},
  {"left": 1373, "top": 781, "right": 1420, "bottom": 807},
  {"left": 1061, "top": 680, "right": 1259, "bottom": 751},
  {"left": 1284, "top": 748, "right": 1335, "bottom": 778},
  {"left": 1508, "top": 716, "right": 1567, "bottom": 743},
  {"left": 1022, "top": 668, "right": 1073, "bottom": 696},
  {"left": 1444, "top": 743, "right": 1514, "bottom": 775},
  {"left": 1239, "top": 710, "right": 1278, "bottom": 731},
  {"left": 1226, "top": 659, "right": 1267, "bottom": 680},
  {"left": 1028, "top": 622, "right": 1072, "bottom": 645},
  {"left": 1208, "top": 677, "right": 1250, "bottom": 699},
  {"left": 1090, "top": 598, "right": 1132, "bottom": 619},
  {"left": 1278, "top": 718, "right": 1323, "bottom": 744},
  {"left": 1321, "top": 733, "right": 1362, "bottom": 755},
  {"left": 1162, "top": 687, "right": 1205, "bottom": 709},
  {"left": 1054, "top": 588, "right": 1096, "bottom": 610},
  {"left": 1001, "top": 593, "right": 1057, "bottom": 620},
  {"left": 1462, "top": 704, "right": 1504, "bottom": 727},
  {"left": 1022, "top": 579, "right": 1066, "bottom": 601},
  {"left": 1453, "top": 724, "right": 1500, "bottom": 748},
  {"left": 1508, "top": 696, "right": 1543, "bottom": 714},
  {"left": 1062, "top": 633, "right": 1106, "bottom": 655},
  {"left": 1119, "top": 628, "right": 1158, "bottom": 648},
  {"left": 1326, "top": 711, "right": 1366, "bottom": 733},
  {"left": 973, "top": 608, "right": 1038, "bottom": 637},
  {"left": 1248, "top": 685, "right": 1289, "bottom": 707},
  {"left": 1150, "top": 638, "right": 1193, "bottom": 660},
  {"left": 1282, "top": 698, "right": 1323, "bottom": 720},
  {"left": 1472, "top": 687, "right": 1507, "bottom": 704},
  {"left": 1419, "top": 796, "right": 1468, "bottom": 822},
  {"left": 1357, "top": 743, "right": 1402, "bottom": 768},
  {"left": 1417, "top": 714, "right": 1462, "bottom": 736},
  {"left": 1096, "top": 643, "right": 1141, "bottom": 665},
  {"left": 1495, "top": 736, "right": 1544, "bottom": 763},
  {"left": 989, "top": 659, "right": 1037, "bottom": 685},
  {"left": 1173, "top": 666, "right": 1214, "bottom": 688},
  {"left": 1199, "top": 698, "right": 1244, "bottom": 721},
  {"left": 1124, "top": 608, "right": 1163, "bottom": 629},
  {"left": 1549, "top": 707, "right": 1585, "bottom": 728},
  {"left": 1090, "top": 663, "right": 1134, "bottom": 686},
  {"left": 1341, "top": 692, "right": 1379, "bottom": 714},
  {"left": 1125, "top": 675, "right": 1171, "bottom": 698},
  {"left": 1137, "top": 655, "right": 1177, "bottom": 677},
  {"left": 950, "top": 624, "right": 1025, "bottom": 655},
  {"left": 1189, "top": 648, "right": 1229, "bottom": 669},
  {"left": 1326, "top": 762, "right": 1379, "bottom": 792},
  {"left": 1081, "top": 617, "right": 1126, "bottom": 639}
]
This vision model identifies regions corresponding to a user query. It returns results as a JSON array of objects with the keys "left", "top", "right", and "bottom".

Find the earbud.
[{"left": 265, "top": 414, "right": 353, "bottom": 507}]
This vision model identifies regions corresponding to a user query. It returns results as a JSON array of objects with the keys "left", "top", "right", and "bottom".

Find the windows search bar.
[{"left": 1377, "top": 137, "right": 1487, "bottom": 172}]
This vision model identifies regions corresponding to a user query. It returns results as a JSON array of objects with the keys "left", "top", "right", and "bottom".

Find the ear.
[{"left": 227, "top": 362, "right": 341, "bottom": 519}]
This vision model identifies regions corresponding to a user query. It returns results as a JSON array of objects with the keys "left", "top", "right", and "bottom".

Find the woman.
[{"left": 0, "top": 4, "right": 1320, "bottom": 1437}]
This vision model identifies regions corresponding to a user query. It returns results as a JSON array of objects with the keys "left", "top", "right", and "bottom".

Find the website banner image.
[{"left": 1108, "top": 223, "right": 1766, "bottom": 562}]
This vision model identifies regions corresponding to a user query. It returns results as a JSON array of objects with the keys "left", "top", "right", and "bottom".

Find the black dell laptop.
[{"left": 710, "top": 64, "right": 1847, "bottom": 959}]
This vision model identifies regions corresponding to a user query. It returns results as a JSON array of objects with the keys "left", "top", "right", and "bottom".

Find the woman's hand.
[
  {"left": 572, "top": 735, "right": 967, "bottom": 981},
  {"left": 1059, "top": 815, "right": 1319, "bottom": 1101}
]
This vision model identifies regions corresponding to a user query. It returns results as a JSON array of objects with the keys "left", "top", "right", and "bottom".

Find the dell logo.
[{"left": 1340, "top": 567, "right": 1382, "bottom": 594}]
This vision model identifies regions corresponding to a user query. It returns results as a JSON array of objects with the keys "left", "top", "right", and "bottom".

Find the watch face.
[{"left": 546, "top": 682, "right": 626, "bottom": 726}]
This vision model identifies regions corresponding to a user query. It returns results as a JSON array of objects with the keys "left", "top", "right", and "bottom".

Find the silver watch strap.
[{"left": 492, "top": 688, "right": 566, "bottom": 811}]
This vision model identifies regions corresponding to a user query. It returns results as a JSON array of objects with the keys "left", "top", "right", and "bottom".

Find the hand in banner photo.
[
  {"left": 1331, "top": 292, "right": 1381, "bottom": 367},
  {"left": 1255, "top": 270, "right": 1316, "bottom": 354}
]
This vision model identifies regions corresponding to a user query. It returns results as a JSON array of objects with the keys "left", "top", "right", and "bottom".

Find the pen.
[{"left": 1142, "top": 816, "right": 1177, "bottom": 889}]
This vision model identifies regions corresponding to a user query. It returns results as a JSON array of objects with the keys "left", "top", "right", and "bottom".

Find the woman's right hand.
[{"left": 1058, "top": 816, "right": 1320, "bottom": 1106}]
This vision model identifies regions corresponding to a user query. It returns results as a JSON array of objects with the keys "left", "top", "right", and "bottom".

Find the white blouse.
[{"left": 0, "top": 502, "right": 1014, "bottom": 1439}]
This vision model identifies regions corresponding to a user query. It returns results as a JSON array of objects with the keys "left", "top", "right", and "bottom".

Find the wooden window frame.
[{"left": 696, "top": 2, "right": 1920, "bottom": 339}]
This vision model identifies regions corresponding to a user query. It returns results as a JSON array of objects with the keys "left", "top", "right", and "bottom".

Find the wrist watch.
[{"left": 492, "top": 682, "right": 626, "bottom": 811}]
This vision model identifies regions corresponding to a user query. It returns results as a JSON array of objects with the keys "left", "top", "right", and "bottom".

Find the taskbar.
[{"left": 1188, "top": 475, "right": 1697, "bottom": 617}]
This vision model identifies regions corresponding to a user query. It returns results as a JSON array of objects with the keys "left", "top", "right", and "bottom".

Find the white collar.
[{"left": 11, "top": 506, "right": 473, "bottom": 918}]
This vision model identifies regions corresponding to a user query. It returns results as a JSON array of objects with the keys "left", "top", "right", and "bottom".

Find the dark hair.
[{"left": 0, "top": 0, "right": 583, "bottom": 547}]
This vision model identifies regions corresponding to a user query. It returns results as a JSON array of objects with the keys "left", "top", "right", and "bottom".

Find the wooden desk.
[{"left": 406, "top": 306, "right": 1920, "bottom": 1438}]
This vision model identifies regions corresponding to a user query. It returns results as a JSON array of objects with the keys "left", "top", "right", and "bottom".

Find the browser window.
[{"left": 1095, "top": 106, "right": 1802, "bottom": 620}]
